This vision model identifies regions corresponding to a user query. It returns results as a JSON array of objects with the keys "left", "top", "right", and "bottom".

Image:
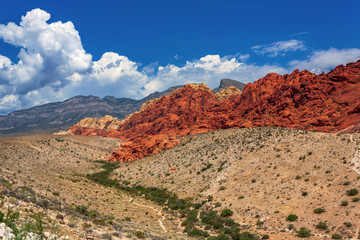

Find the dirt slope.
[
  {"left": 0, "top": 134, "right": 190, "bottom": 239},
  {"left": 112, "top": 127, "right": 360, "bottom": 239}
]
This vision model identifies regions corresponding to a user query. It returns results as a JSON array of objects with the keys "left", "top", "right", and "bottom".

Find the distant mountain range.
[{"left": 0, "top": 79, "right": 244, "bottom": 135}]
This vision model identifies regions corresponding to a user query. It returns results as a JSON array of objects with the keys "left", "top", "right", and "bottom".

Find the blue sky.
[{"left": 0, "top": 0, "right": 359, "bottom": 114}]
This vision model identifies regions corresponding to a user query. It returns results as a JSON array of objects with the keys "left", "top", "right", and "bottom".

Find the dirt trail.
[
  {"left": 129, "top": 197, "right": 167, "bottom": 232},
  {"left": 350, "top": 135, "right": 360, "bottom": 175}
]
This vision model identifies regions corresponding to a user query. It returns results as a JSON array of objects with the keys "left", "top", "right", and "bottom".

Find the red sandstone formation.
[{"left": 68, "top": 60, "right": 360, "bottom": 162}]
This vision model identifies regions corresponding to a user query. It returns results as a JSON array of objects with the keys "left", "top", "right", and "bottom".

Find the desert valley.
[{"left": 1, "top": 59, "right": 360, "bottom": 240}]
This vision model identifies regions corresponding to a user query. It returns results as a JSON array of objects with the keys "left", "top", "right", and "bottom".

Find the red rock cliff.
[{"left": 69, "top": 60, "right": 360, "bottom": 162}]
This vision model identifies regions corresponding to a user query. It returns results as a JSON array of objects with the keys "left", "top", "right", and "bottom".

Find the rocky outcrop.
[
  {"left": 213, "top": 78, "right": 246, "bottom": 92},
  {"left": 215, "top": 86, "right": 242, "bottom": 101},
  {"left": 227, "top": 60, "right": 360, "bottom": 132},
  {"left": 69, "top": 60, "right": 360, "bottom": 162}
]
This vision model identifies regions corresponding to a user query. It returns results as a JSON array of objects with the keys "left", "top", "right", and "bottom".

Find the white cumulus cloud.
[
  {"left": 252, "top": 39, "right": 306, "bottom": 57},
  {"left": 289, "top": 48, "right": 360, "bottom": 73},
  {"left": 0, "top": 9, "right": 360, "bottom": 115},
  {"left": 0, "top": 8, "right": 92, "bottom": 96},
  {"left": 139, "top": 55, "right": 286, "bottom": 97}
]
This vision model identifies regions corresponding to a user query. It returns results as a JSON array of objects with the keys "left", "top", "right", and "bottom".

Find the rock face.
[
  {"left": 215, "top": 86, "right": 242, "bottom": 101},
  {"left": 228, "top": 60, "right": 360, "bottom": 132},
  {"left": 69, "top": 60, "right": 360, "bottom": 162},
  {"left": 69, "top": 83, "right": 224, "bottom": 161}
]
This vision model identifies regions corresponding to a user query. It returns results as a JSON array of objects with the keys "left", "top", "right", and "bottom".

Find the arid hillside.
[
  {"left": 0, "top": 134, "right": 191, "bottom": 239},
  {"left": 112, "top": 127, "right": 360, "bottom": 239}
]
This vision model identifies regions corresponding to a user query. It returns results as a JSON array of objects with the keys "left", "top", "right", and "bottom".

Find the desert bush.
[
  {"left": 220, "top": 208, "right": 234, "bottom": 218},
  {"left": 186, "top": 210, "right": 198, "bottom": 222},
  {"left": 346, "top": 188, "right": 358, "bottom": 196},
  {"left": 331, "top": 234, "right": 342, "bottom": 239},
  {"left": 187, "top": 227, "right": 209, "bottom": 237},
  {"left": 296, "top": 227, "right": 311, "bottom": 238},
  {"left": 135, "top": 231, "right": 145, "bottom": 238},
  {"left": 231, "top": 231, "right": 257, "bottom": 240},
  {"left": 52, "top": 191, "right": 60, "bottom": 196},
  {"left": 313, "top": 208, "right": 326, "bottom": 214},
  {"left": 344, "top": 222, "right": 352, "bottom": 227},
  {"left": 286, "top": 214, "right": 298, "bottom": 221},
  {"left": 216, "top": 234, "right": 231, "bottom": 240},
  {"left": 315, "top": 221, "right": 328, "bottom": 230}
]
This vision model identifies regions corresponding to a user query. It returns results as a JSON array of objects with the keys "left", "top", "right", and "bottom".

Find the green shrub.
[
  {"left": 313, "top": 208, "right": 325, "bottom": 214},
  {"left": 92, "top": 218, "right": 106, "bottom": 225},
  {"left": 201, "top": 163, "right": 213, "bottom": 172},
  {"left": 212, "top": 221, "right": 224, "bottom": 230},
  {"left": 286, "top": 214, "right": 298, "bottom": 221},
  {"left": 343, "top": 222, "right": 352, "bottom": 227},
  {"left": 52, "top": 191, "right": 60, "bottom": 196},
  {"left": 331, "top": 234, "right": 342, "bottom": 239},
  {"left": 135, "top": 231, "right": 145, "bottom": 238},
  {"left": 231, "top": 231, "right": 257, "bottom": 240},
  {"left": 341, "top": 201, "right": 348, "bottom": 206},
  {"left": 181, "top": 219, "right": 194, "bottom": 228},
  {"left": 216, "top": 234, "right": 230, "bottom": 240},
  {"left": 315, "top": 221, "right": 328, "bottom": 230},
  {"left": 21, "top": 216, "right": 44, "bottom": 236},
  {"left": 296, "top": 227, "right": 311, "bottom": 238},
  {"left": 187, "top": 227, "right": 209, "bottom": 237},
  {"left": 207, "top": 237, "right": 218, "bottom": 240},
  {"left": 220, "top": 208, "right": 234, "bottom": 218},
  {"left": 186, "top": 210, "right": 198, "bottom": 222},
  {"left": 346, "top": 188, "right": 358, "bottom": 196},
  {"left": 343, "top": 181, "right": 351, "bottom": 185}
]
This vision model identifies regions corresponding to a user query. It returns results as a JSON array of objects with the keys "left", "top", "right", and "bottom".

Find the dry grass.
[
  {"left": 0, "top": 134, "right": 188, "bottom": 239},
  {"left": 113, "top": 127, "right": 360, "bottom": 239}
]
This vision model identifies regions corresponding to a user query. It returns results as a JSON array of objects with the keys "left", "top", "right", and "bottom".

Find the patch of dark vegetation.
[{"left": 87, "top": 161, "right": 260, "bottom": 240}]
